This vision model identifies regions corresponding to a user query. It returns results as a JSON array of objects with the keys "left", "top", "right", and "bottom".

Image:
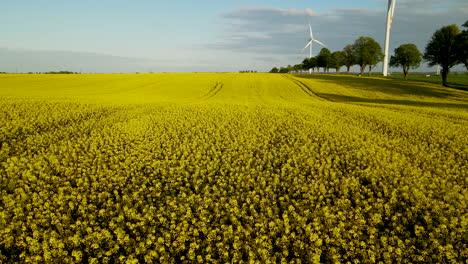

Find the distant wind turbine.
[
  {"left": 302, "top": 23, "right": 326, "bottom": 73},
  {"left": 382, "top": 0, "right": 396, "bottom": 77}
]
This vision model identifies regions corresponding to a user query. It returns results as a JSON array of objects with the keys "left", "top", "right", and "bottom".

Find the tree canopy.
[
  {"left": 455, "top": 20, "right": 468, "bottom": 70},
  {"left": 423, "top": 24, "right": 461, "bottom": 86},
  {"left": 330, "top": 51, "right": 346, "bottom": 73},
  {"left": 353, "top": 37, "right": 383, "bottom": 75},
  {"left": 317, "top": 48, "right": 332, "bottom": 72},
  {"left": 389, "top": 44, "right": 422, "bottom": 80},
  {"left": 302, "top": 57, "right": 317, "bottom": 73},
  {"left": 293, "top": 64, "right": 303, "bottom": 73},
  {"left": 343, "top": 45, "right": 356, "bottom": 73}
]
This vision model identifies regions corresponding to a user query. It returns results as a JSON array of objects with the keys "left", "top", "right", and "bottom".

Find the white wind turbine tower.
[
  {"left": 382, "top": 0, "right": 396, "bottom": 76},
  {"left": 303, "top": 23, "right": 326, "bottom": 74}
]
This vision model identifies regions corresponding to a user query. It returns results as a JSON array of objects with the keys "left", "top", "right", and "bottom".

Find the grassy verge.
[{"left": 385, "top": 73, "right": 468, "bottom": 87}]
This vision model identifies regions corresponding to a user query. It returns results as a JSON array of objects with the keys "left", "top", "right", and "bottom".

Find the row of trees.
[
  {"left": 269, "top": 66, "right": 302, "bottom": 73},
  {"left": 270, "top": 36, "right": 391, "bottom": 76},
  {"left": 270, "top": 21, "right": 468, "bottom": 87},
  {"left": 389, "top": 21, "right": 468, "bottom": 85},
  {"left": 423, "top": 21, "right": 468, "bottom": 86},
  {"left": 239, "top": 70, "right": 258, "bottom": 73}
]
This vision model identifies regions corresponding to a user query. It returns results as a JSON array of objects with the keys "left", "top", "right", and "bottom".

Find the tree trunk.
[
  {"left": 346, "top": 65, "right": 351, "bottom": 73},
  {"left": 403, "top": 66, "right": 408, "bottom": 80},
  {"left": 359, "top": 65, "right": 366, "bottom": 75},
  {"left": 441, "top": 65, "right": 449, "bottom": 87},
  {"left": 368, "top": 65, "right": 373, "bottom": 76},
  {"left": 337, "top": 66, "right": 341, "bottom": 73}
]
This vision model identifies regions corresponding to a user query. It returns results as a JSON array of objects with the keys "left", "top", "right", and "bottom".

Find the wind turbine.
[
  {"left": 302, "top": 23, "right": 326, "bottom": 73},
  {"left": 382, "top": 0, "right": 396, "bottom": 77}
]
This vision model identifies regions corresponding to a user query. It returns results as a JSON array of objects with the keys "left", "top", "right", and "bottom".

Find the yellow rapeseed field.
[{"left": 1, "top": 73, "right": 467, "bottom": 263}]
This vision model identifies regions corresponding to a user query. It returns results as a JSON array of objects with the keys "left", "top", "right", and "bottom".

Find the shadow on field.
[
  {"left": 295, "top": 74, "right": 468, "bottom": 101},
  {"left": 448, "top": 84, "right": 468, "bottom": 91},
  {"left": 317, "top": 93, "right": 468, "bottom": 109},
  {"left": 386, "top": 73, "right": 468, "bottom": 88}
]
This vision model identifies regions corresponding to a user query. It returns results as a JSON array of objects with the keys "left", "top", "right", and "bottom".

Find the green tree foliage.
[
  {"left": 302, "top": 58, "right": 310, "bottom": 72},
  {"left": 353, "top": 37, "right": 384, "bottom": 76},
  {"left": 270, "top": 67, "right": 279, "bottom": 73},
  {"left": 302, "top": 58, "right": 318, "bottom": 73},
  {"left": 293, "top": 64, "right": 303, "bottom": 73},
  {"left": 317, "top": 48, "right": 332, "bottom": 73},
  {"left": 455, "top": 21, "right": 468, "bottom": 70},
  {"left": 423, "top": 24, "right": 461, "bottom": 87},
  {"left": 389, "top": 44, "right": 422, "bottom": 80},
  {"left": 45, "top": 71, "right": 77, "bottom": 74},
  {"left": 343, "top": 45, "right": 356, "bottom": 73},
  {"left": 309, "top": 57, "right": 318, "bottom": 72},
  {"left": 279, "top": 67, "right": 289, "bottom": 73},
  {"left": 330, "top": 51, "right": 347, "bottom": 73}
]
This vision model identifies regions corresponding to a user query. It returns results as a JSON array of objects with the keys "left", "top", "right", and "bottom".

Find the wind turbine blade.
[
  {"left": 390, "top": 0, "right": 396, "bottom": 19},
  {"left": 309, "top": 24, "right": 314, "bottom": 39},
  {"left": 313, "top": 39, "right": 326, "bottom": 47},
  {"left": 303, "top": 41, "right": 312, "bottom": 51}
]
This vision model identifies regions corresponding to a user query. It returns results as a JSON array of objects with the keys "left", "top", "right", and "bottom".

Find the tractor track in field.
[
  {"left": 202, "top": 81, "right": 225, "bottom": 100},
  {"left": 282, "top": 75, "right": 330, "bottom": 102}
]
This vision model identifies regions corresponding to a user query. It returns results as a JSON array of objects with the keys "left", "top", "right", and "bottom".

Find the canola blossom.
[{"left": 0, "top": 73, "right": 467, "bottom": 263}]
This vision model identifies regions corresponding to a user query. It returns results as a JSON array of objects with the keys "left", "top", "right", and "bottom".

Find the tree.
[
  {"left": 389, "top": 44, "right": 422, "bottom": 80},
  {"left": 270, "top": 67, "right": 279, "bottom": 73},
  {"left": 330, "top": 51, "right": 346, "bottom": 73},
  {"left": 302, "top": 58, "right": 310, "bottom": 73},
  {"left": 302, "top": 58, "right": 317, "bottom": 73},
  {"left": 309, "top": 57, "right": 318, "bottom": 72},
  {"left": 343, "top": 45, "right": 355, "bottom": 73},
  {"left": 279, "top": 67, "right": 289, "bottom": 73},
  {"left": 317, "top": 48, "right": 332, "bottom": 72},
  {"left": 353, "top": 37, "right": 384, "bottom": 75},
  {"left": 293, "top": 64, "right": 303, "bottom": 73},
  {"left": 423, "top": 24, "right": 460, "bottom": 87},
  {"left": 455, "top": 20, "right": 468, "bottom": 70}
]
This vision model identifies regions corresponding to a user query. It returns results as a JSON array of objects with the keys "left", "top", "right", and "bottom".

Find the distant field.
[
  {"left": 386, "top": 72, "right": 468, "bottom": 86},
  {"left": 1, "top": 73, "right": 467, "bottom": 263}
]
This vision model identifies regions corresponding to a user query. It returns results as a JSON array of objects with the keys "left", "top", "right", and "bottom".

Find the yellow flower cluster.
[{"left": 0, "top": 73, "right": 467, "bottom": 263}]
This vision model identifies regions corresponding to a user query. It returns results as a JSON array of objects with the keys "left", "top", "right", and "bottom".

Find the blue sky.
[{"left": 1, "top": 0, "right": 467, "bottom": 72}]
